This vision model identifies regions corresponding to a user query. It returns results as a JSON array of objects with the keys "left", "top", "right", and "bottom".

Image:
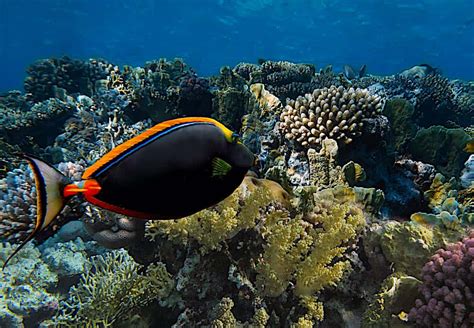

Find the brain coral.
[{"left": 279, "top": 85, "right": 383, "bottom": 148}]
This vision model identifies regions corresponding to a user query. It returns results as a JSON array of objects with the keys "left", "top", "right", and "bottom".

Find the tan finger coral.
[{"left": 279, "top": 85, "right": 384, "bottom": 148}]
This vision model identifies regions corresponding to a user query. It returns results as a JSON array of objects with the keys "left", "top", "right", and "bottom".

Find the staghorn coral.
[
  {"left": 1, "top": 97, "right": 75, "bottom": 147},
  {"left": 51, "top": 249, "right": 174, "bottom": 327},
  {"left": 24, "top": 57, "right": 115, "bottom": 102},
  {"left": 415, "top": 74, "right": 455, "bottom": 125},
  {"left": 279, "top": 85, "right": 384, "bottom": 148},
  {"left": 233, "top": 60, "right": 318, "bottom": 100},
  {"left": 408, "top": 231, "right": 474, "bottom": 328}
]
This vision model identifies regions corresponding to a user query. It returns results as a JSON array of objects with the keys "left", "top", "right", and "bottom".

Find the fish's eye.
[{"left": 231, "top": 132, "right": 240, "bottom": 144}]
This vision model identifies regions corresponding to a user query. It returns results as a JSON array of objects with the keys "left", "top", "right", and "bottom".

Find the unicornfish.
[{"left": 2, "top": 117, "right": 255, "bottom": 268}]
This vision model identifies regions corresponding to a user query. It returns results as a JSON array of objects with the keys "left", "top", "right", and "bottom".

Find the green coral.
[
  {"left": 145, "top": 177, "right": 274, "bottom": 254},
  {"left": 362, "top": 273, "right": 421, "bottom": 328},
  {"left": 415, "top": 173, "right": 473, "bottom": 227},
  {"left": 256, "top": 187, "right": 366, "bottom": 322},
  {"left": 409, "top": 125, "right": 471, "bottom": 177},
  {"left": 52, "top": 249, "right": 173, "bottom": 327},
  {"left": 383, "top": 98, "right": 418, "bottom": 154},
  {"left": 379, "top": 221, "right": 467, "bottom": 278}
]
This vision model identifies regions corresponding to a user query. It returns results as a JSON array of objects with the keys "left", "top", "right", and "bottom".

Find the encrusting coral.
[
  {"left": 279, "top": 85, "right": 384, "bottom": 148},
  {"left": 409, "top": 125, "right": 471, "bottom": 178}
]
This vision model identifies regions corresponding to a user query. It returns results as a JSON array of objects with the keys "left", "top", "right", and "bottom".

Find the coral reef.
[
  {"left": 362, "top": 273, "right": 422, "bottom": 328},
  {"left": 409, "top": 126, "right": 471, "bottom": 178},
  {"left": 0, "top": 237, "right": 106, "bottom": 327},
  {"left": 379, "top": 221, "right": 466, "bottom": 278},
  {"left": 279, "top": 85, "right": 384, "bottom": 148},
  {"left": 24, "top": 57, "right": 115, "bottom": 102},
  {"left": 50, "top": 249, "right": 173, "bottom": 327},
  {"left": 383, "top": 98, "right": 418, "bottom": 154},
  {"left": 0, "top": 55, "right": 473, "bottom": 327},
  {"left": 408, "top": 231, "right": 474, "bottom": 328}
]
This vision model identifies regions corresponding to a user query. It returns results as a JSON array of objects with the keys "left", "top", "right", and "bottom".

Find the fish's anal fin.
[{"left": 211, "top": 157, "right": 232, "bottom": 177}]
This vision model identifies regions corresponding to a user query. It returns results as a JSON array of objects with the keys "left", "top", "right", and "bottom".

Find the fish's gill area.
[{"left": 0, "top": 58, "right": 473, "bottom": 328}]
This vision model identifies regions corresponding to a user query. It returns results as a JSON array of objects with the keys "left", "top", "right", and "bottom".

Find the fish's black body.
[{"left": 94, "top": 123, "right": 254, "bottom": 219}]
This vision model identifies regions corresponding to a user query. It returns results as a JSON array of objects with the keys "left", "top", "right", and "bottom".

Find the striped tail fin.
[{"left": 2, "top": 155, "right": 70, "bottom": 269}]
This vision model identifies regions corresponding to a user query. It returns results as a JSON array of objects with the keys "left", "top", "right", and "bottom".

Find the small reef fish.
[
  {"left": 358, "top": 64, "right": 367, "bottom": 78},
  {"left": 343, "top": 64, "right": 356, "bottom": 80},
  {"left": 343, "top": 64, "right": 367, "bottom": 79},
  {"left": 464, "top": 140, "right": 474, "bottom": 153},
  {"left": 2, "top": 117, "right": 255, "bottom": 268}
]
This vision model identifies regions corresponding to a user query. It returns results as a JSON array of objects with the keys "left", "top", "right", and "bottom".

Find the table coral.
[
  {"left": 279, "top": 85, "right": 384, "bottom": 148},
  {"left": 408, "top": 230, "right": 474, "bottom": 328}
]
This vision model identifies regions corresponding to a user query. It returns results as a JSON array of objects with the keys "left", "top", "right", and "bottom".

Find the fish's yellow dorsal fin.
[{"left": 82, "top": 117, "right": 234, "bottom": 179}]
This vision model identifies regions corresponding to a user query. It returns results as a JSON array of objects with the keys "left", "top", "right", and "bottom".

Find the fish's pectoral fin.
[{"left": 211, "top": 157, "right": 232, "bottom": 177}]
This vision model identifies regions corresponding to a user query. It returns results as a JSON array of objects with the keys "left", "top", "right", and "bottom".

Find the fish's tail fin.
[{"left": 2, "top": 155, "right": 71, "bottom": 270}]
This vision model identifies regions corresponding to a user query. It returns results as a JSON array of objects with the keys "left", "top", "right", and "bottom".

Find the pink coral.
[{"left": 408, "top": 230, "right": 474, "bottom": 328}]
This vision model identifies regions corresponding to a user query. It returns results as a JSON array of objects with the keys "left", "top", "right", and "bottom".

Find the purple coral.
[{"left": 408, "top": 230, "right": 474, "bottom": 328}]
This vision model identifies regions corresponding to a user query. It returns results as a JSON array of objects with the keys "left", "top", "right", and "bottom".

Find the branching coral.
[
  {"left": 52, "top": 249, "right": 173, "bottom": 327},
  {"left": 145, "top": 176, "right": 277, "bottom": 254},
  {"left": 256, "top": 187, "right": 366, "bottom": 322},
  {"left": 24, "top": 57, "right": 114, "bottom": 102},
  {"left": 408, "top": 231, "right": 474, "bottom": 328},
  {"left": 279, "top": 86, "right": 384, "bottom": 148},
  {"left": 0, "top": 242, "right": 59, "bottom": 326}
]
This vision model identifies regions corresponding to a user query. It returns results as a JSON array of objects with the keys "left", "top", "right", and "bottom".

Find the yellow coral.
[
  {"left": 52, "top": 250, "right": 174, "bottom": 327},
  {"left": 145, "top": 177, "right": 277, "bottom": 254},
  {"left": 256, "top": 187, "right": 366, "bottom": 323}
]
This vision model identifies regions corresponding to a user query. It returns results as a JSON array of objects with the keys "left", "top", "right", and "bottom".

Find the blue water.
[{"left": 0, "top": 0, "right": 473, "bottom": 92}]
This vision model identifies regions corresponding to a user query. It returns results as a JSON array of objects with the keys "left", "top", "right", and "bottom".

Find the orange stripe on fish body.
[
  {"left": 82, "top": 117, "right": 234, "bottom": 179},
  {"left": 63, "top": 179, "right": 101, "bottom": 198},
  {"left": 84, "top": 193, "right": 156, "bottom": 219}
]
